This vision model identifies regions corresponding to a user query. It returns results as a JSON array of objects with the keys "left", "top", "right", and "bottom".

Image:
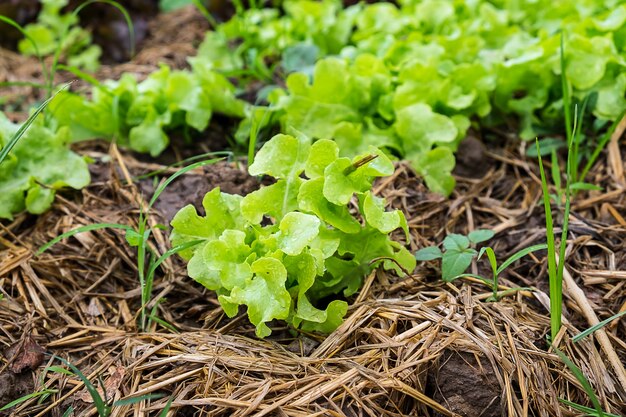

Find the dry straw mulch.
[
  {"left": 0, "top": 128, "right": 625, "bottom": 416},
  {"left": 1, "top": 6, "right": 625, "bottom": 415}
]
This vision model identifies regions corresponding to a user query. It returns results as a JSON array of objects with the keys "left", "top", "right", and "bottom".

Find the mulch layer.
[{"left": 1, "top": 5, "right": 625, "bottom": 417}]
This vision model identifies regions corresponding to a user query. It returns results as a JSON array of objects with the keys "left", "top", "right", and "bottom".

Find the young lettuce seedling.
[{"left": 170, "top": 133, "right": 415, "bottom": 337}]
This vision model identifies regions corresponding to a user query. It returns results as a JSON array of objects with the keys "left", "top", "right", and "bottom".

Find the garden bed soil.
[{"left": 1, "top": 5, "right": 625, "bottom": 417}]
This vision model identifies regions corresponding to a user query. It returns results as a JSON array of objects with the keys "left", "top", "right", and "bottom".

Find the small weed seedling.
[
  {"left": 38, "top": 158, "right": 221, "bottom": 331},
  {"left": 416, "top": 230, "right": 546, "bottom": 300},
  {"left": 472, "top": 244, "right": 546, "bottom": 301},
  {"left": 0, "top": 390, "right": 57, "bottom": 413},
  {"left": 415, "top": 229, "right": 494, "bottom": 282}
]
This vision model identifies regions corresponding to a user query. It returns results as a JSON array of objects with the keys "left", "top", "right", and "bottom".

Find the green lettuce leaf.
[
  {"left": 171, "top": 133, "right": 413, "bottom": 337},
  {"left": 219, "top": 257, "right": 292, "bottom": 338},
  {"left": 0, "top": 114, "right": 90, "bottom": 219}
]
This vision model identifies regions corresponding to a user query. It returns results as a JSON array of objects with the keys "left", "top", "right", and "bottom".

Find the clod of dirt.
[
  {"left": 454, "top": 136, "right": 490, "bottom": 178},
  {"left": 3, "top": 335, "right": 45, "bottom": 374},
  {"left": 285, "top": 336, "right": 320, "bottom": 356},
  {"left": 202, "top": 162, "right": 261, "bottom": 196},
  {"left": 0, "top": 372, "right": 35, "bottom": 416},
  {"left": 429, "top": 350, "right": 501, "bottom": 417}
]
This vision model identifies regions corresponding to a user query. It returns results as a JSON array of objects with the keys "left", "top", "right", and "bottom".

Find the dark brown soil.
[
  {"left": 0, "top": 372, "right": 35, "bottom": 417},
  {"left": 138, "top": 161, "right": 261, "bottom": 222},
  {"left": 429, "top": 350, "right": 501, "bottom": 417},
  {"left": 454, "top": 135, "right": 491, "bottom": 178}
]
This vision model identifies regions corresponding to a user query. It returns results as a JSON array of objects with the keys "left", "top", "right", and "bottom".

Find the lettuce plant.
[
  {"left": 49, "top": 64, "right": 246, "bottom": 156},
  {"left": 270, "top": 56, "right": 463, "bottom": 195},
  {"left": 196, "top": 0, "right": 626, "bottom": 197},
  {"left": 18, "top": 0, "right": 103, "bottom": 72},
  {"left": 0, "top": 113, "right": 90, "bottom": 219},
  {"left": 194, "top": 0, "right": 357, "bottom": 70},
  {"left": 170, "top": 133, "right": 415, "bottom": 337}
]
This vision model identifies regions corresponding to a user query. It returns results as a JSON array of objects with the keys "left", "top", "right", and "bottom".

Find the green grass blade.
[
  {"left": 536, "top": 139, "right": 561, "bottom": 340},
  {"left": 450, "top": 273, "right": 492, "bottom": 286},
  {"left": 113, "top": 393, "right": 164, "bottom": 407},
  {"left": 37, "top": 223, "right": 133, "bottom": 255},
  {"left": 0, "top": 16, "right": 49, "bottom": 85},
  {"left": 573, "top": 96, "right": 590, "bottom": 183},
  {"left": 0, "top": 389, "right": 57, "bottom": 411},
  {"left": 136, "top": 221, "right": 148, "bottom": 331},
  {"left": 569, "top": 104, "right": 579, "bottom": 184},
  {"left": 148, "top": 158, "right": 222, "bottom": 210},
  {"left": 496, "top": 244, "right": 548, "bottom": 275},
  {"left": 44, "top": 365, "right": 75, "bottom": 376},
  {"left": 0, "top": 83, "right": 70, "bottom": 165},
  {"left": 570, "top": 182, "right": 602, "bottom": 191},
  {"left": 496, "top": 287, "right": 534, "bottom": 297},
  {"left": 62, "top": 406, "right": 75, "bottom": 417},
  {"left": 0, "top": 16, "right": 41, "bottom": 59},
  {"left": 573, "top": 310, "right": 626, "bottom": 343},
  {"left": 484, "top": 247, "right": 497, "bottom": 272},
  {"left": 149, "top": 313, "right": 179, "bottom": 333},
  {"left": 484, "top": 247, "right": 498, "bottom": 299},
  {"left": 132, "top": 151, "right": 233, "bottom": 181},
  {"left": 52, "top": 356, "right": 109, "bottom": 417},
  {"left": 553, "top": 348, "right": 606, "bottom": 417},
  {"left": 158, "top": 397, "right": 174, "bottom": 417},
  {"left": 560, "top": 33, "right": 572, "bottom": 145},
  {"left": 191, "top": 0, "right": 218, "bottom": 28},
  {"left": 73, "top": 1, "right": 135, "bottom": 56},
  {"left": 146, "top": 239, "right": 204, "bottom": 280},
  {"left": 559, "top": 399, "right": 620, "bottom": 417},
  {"left": 550, "top": 150, "right": 562, "bottom": 201},
  {"left": 554, "top": 32, "right": 573, "bottom": 343},
  {"left": 556, "top": 125, "right": 574, "bottom": 334}
]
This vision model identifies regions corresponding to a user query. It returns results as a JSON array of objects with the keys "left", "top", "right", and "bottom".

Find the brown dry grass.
[
  {"left": 1, "top": 5, "right": 625, "bottom": 417},
  {"left": 0, "top": 132, "right": 624, "bottom": 416}
]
